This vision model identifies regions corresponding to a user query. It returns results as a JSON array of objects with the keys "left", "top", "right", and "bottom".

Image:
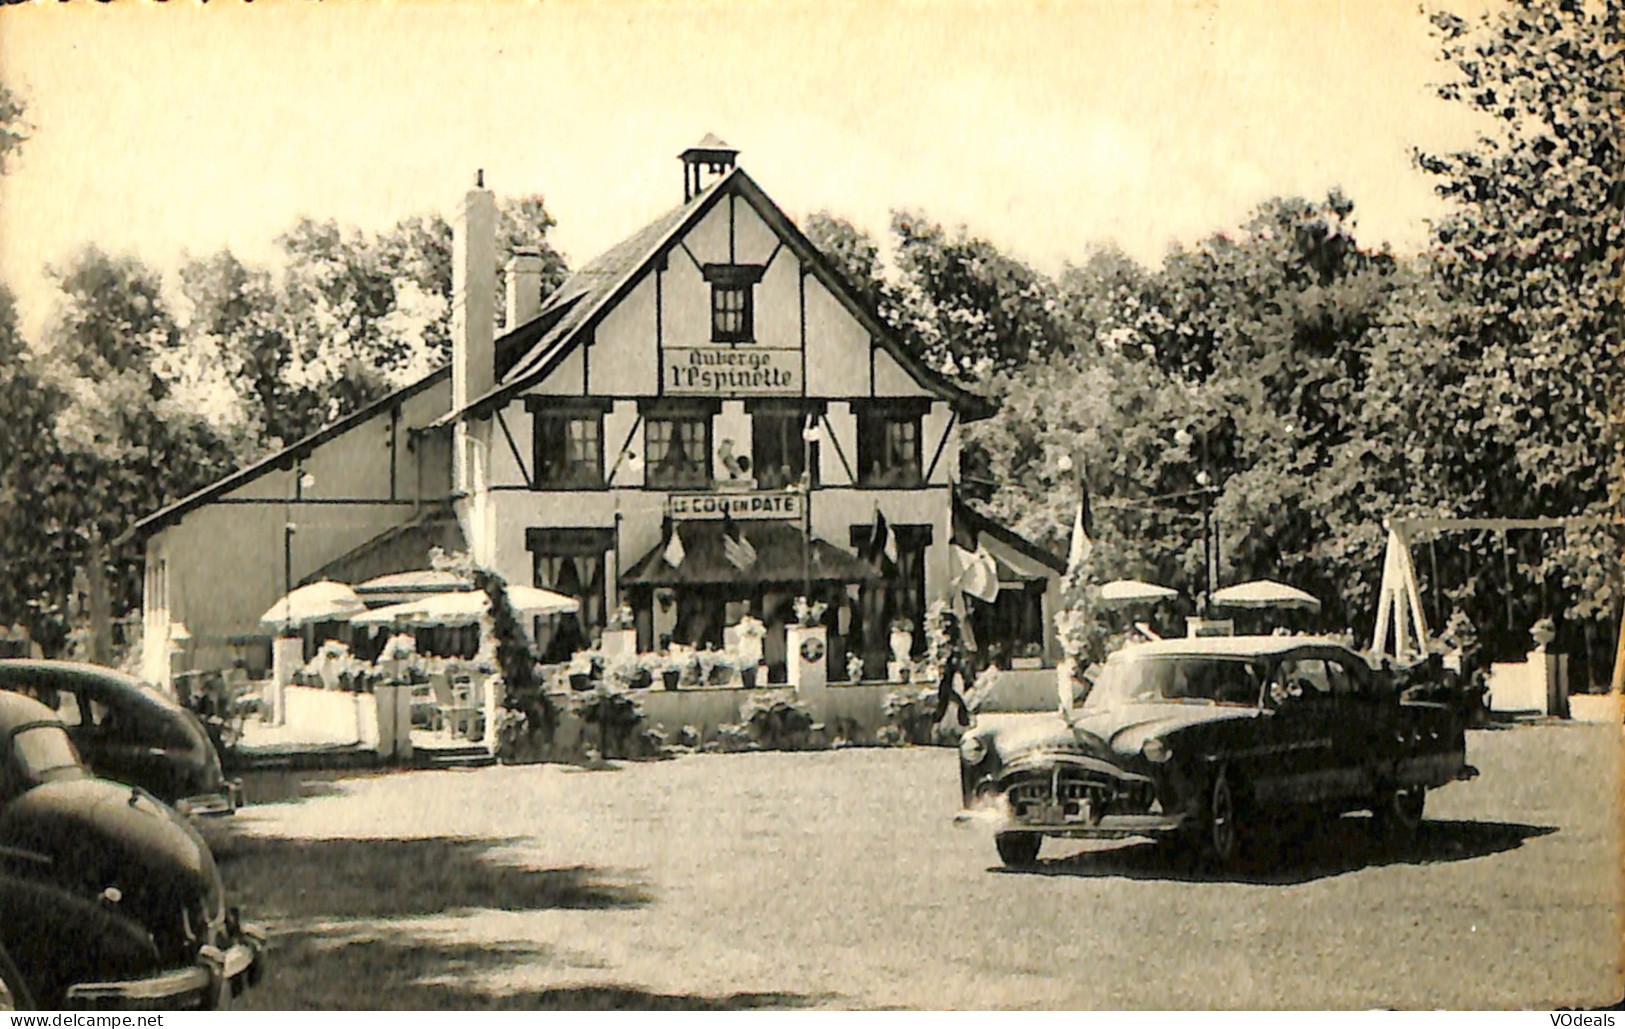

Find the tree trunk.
[{"left": 87, "top": 533, "right": 113, "bottom": 666}]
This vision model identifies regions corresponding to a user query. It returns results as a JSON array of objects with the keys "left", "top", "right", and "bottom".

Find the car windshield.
[
  {"left": 1084, "top": 654, "right": 1267, "bottom": 708},
  {"left": 11, "top": 724, "right": 83, "bottom": 782}
]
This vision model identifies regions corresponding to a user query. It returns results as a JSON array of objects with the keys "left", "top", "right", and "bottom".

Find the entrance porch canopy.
[{"left": 620, "top": 521, "right": 883, "bottom": 587}]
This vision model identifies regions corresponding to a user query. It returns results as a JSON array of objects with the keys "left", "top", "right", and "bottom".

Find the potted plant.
[
  {"left": 734, "top": 616, "right": 766, "bottom": 687},
  {"left": 567, "top": 649, "right": 602, "bottom": 691},
  {"left": 1530, "top": 616, "right": 1557, "bottom": 651},
  {"left": 889, "top": 618, "right": 915, "bottom": 668},
  {"left": 607, "top": 655, "right": 642, "bottom": 691},
  {"left": 654, "top": 651, "right": 682, "bottom": 690},
  {"left": 846, "top": 651, "right": 866, "bottom": 683},
  {"left": 794, "top": 596, "right": 829, "bottom": 628}
]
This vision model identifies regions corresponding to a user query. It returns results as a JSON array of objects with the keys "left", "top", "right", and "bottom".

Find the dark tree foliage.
[
  {"left": 1407, "top": 0, "right": 1624, "bottom": 639},
  {"left": 473, "top": 566, "right": 558, "bottom": 745}
]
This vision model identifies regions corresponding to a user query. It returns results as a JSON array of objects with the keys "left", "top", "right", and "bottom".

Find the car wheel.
[
  {"left": 995, "top": 831, "right": 1042, "bottom": 868},
  {"left": 1373, "top": 786, "right": 1425, "bottom": 838},
  {"left": 1206, "top": 768, "right": 1246, "bottom": 867},
  {"left": 0, "top": 945, "right": 30, "bottom": 1011}
]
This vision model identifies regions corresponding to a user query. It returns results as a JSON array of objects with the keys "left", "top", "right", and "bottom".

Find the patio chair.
[{"left": 430, "top": 672, "right": 479, "bottom": 739}]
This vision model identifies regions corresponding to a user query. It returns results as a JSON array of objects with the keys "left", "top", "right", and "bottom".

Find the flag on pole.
[
  {"left": 949, "top": 543, "right": 999, "bottom": 603},
  {"left": 968, "top": 544, "right": 999, "bottom": 602},
  {"left": 662, "top": 514, "right": 686, "bottom": 569},
  {"left": 1066, "top": 452, "right": 1094, "bottom": 577},
  {"left": 721, "top": 511, "right": 757, "bottom": 573},
  {"left": 867, "top": 507, "right": 897, "bottom": 565}
]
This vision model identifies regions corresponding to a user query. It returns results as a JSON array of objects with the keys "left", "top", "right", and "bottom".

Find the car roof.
[
  {"left": 0, "top": 689, "right": 67, "bottom": 733},
  {"left": 1114, "top": 635, "right": 1363, "bottom": 661},
  {"left": 0, "top": 660, "right": 183, "bottom": 714}
]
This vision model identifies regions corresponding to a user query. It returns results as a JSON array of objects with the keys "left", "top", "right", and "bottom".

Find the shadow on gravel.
[
  {"left": 239, "top": 767, "right": 395, "bottom": 806},
  {"left": 218, "top": 835, "right": 652, "bottom": 919},
  {"left": 995, "top": 817, "right": 1558, "bottom": 885},
  {"left": 234, "top": 931, "right": 829, "bottom": 1010}
]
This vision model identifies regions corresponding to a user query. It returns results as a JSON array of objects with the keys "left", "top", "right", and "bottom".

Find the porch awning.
[{"left": 620, "top": 521, "right": 884, "bottom": 587}]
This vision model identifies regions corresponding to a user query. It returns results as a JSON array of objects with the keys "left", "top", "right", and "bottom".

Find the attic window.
[{"left": 703, "top": 264, "right": 765, "bottom": 343}]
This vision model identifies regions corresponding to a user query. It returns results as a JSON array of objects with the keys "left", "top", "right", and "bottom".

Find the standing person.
[{"left": 933, "top": 612, "right": 974, "bottom": 727}]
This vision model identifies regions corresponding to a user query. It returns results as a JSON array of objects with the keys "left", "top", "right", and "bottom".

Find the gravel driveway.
[{"left": 220, "top": 719, "right": 1621, "bottom": 1009}]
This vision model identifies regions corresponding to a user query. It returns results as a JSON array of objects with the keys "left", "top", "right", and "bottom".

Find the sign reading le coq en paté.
[
  {"left": 665, "top": 346, "right": 799, "bottom": 395},
  {"left": 668, "top": 492, "right": 803, "bottom": 520}
]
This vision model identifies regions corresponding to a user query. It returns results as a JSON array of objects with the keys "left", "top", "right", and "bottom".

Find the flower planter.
[
  {"left": 740, "top": 665, "right": 758, "bottom": 689},
  {"left": 661, "top": 670, "right": 681, "bottom": 690},
  {"left": 631, "top": 670, "right": 653, "bottom": 690},
  {"left": 708, "top": 666, "right": 735, "bottom": 686},
  {"left": 890, "top": 630, "right": 914, "bottom": 667},
  {"left": 569, "top": 673, "right": 594, "bottom": 692}
]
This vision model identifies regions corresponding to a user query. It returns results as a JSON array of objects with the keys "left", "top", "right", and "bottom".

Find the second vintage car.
[
  {"left": 0, "top": 691, "right": 265, "bottom": 1008},
  {"left": 0, "top": 660, "right": 242, "bottom": 820},
  {"left": 955, "top": 635, "right": 1478, "bottom": 868}
]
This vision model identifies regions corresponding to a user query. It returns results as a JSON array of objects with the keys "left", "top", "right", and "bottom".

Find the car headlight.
[
  {"left": 960, "top": 734, "right": 988, "bottom": 765},
  {"left": 1141, "top": 737, "right": 1172, "bottom": 763}
]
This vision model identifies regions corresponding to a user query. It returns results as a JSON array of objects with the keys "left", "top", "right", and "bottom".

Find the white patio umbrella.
[
  {"left": 1210, "top": 579, "right": 1322, "bottom": 612},
  {"left": 258, "top": 580, "right": 368, "bottom": 630},
  {"left": 350, "top": 585, "right": 579, "bottom": 628},
  {"left": 1097, "top": 579, "right": 1180, "bottom": 605},
  {"left": 353, "top": 569, "right": 473, "bottom": 605}
]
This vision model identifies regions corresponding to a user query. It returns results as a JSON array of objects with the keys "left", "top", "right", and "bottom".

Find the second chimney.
[{"left": 505, "top": 247, "right": 544, "bottom": 331}]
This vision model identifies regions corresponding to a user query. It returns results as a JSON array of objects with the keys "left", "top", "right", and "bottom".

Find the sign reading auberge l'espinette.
[{"left": 664, "top": 346, "right": 800, "bottom": 394}]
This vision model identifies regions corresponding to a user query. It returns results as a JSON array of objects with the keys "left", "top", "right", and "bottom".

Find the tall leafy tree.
[
  {"left": 4, "top": 250, "right": 238, "bottom": 651},
  {"left": 0, "top": 81, "right": 26, "bottom": 173},
  {"left": 1407, "top": 0, "right": 1624, "bottom": 662},
  {"left": 965, "top": 193, "right": 1412, "bottom": 636},
  {"left": 178, "top": 195, "right": 567, "bottom": 449},
  {"left": 889, "top": 210, "right": 1073, "bottom": 381}
]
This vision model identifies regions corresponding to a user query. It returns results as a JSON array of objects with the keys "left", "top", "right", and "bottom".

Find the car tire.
[
  {"left": 995, "top": 831, "right": 1042, "bottom": 868},
  {"left": 1205, "top": 767, "right": 1247, "bottom": 868},
  {"left": 0, "top": 944, "right": 31, "bottom": 1011},
  {"left": 1372, "top": 786, "right": 1425, "bottom": 839}
]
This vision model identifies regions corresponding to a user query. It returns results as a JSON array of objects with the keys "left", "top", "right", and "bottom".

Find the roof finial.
[{"left": 476, "top": 169, "right": 485, "bottom": 189}]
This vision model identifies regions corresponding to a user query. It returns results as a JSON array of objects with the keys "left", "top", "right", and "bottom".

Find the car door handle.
[{"left": 146, "top": 747, "right": 168, "bottom": 757}]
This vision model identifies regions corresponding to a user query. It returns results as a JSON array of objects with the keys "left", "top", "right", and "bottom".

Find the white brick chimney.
[
  {"left": 453, "top": 174, "right": 495, "bottom": 494},
  {"left": 453, "top": 175, "right": 496, "bottom": 415},
  {"left": 505, "top": 246, "right": 544, "bottom": 331}
]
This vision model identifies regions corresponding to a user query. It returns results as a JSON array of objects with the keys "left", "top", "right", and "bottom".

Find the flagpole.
[{"left": 802, "top": 429, "right": 812, "bottom": 603}]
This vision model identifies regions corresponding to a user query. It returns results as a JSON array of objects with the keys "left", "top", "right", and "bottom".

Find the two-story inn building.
[{"left": 134, "top": 140, "right": 1064, "bottom": 687}]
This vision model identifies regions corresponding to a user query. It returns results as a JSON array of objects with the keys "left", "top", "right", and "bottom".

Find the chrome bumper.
[
  {"left": 955, "top": 807, "right": 1188, "bottom": 839},
  {"left": 175, "top": 778, "right": 244, "bottom": 818},
  {"left": 64, "top": 924, "right": 266, "bottom": 1009}
]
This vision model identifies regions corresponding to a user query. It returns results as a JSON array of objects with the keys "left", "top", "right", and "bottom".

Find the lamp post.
[
  {"left": 1174, "top": 428, "right": 1218, "bottom": 612},
  {"left": 282, "top": 471, "right": 315, "bottom": 630}
]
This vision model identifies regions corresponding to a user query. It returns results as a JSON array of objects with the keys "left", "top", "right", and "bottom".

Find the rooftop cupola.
[{"left": 680, "top": 134, "right": 738, "bottom": 201}]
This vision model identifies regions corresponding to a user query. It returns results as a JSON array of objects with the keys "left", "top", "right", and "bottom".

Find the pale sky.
[{"left": 0, "top": 0, "right": 1496, "bottom": 343}]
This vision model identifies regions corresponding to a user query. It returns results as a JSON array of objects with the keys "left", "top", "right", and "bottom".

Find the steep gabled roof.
[
  {"left": 443, "top": 166, "right": 993, "bottom": 425},
  {"left": 128, "top": 365, "right": 451, "bottom": 541}
]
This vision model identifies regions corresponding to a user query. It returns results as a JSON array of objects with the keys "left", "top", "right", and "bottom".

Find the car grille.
[{"left": 1001, "top": 766, "right": 1156, "bottom": 822}]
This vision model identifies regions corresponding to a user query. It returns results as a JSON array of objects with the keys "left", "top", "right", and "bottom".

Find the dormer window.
[{"left": 704, "top": 264, "right": 764, "bottom": 343}]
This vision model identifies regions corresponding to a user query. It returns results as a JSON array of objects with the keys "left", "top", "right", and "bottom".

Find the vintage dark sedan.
[
  {"left": 0, "top": 691, "right": 265, "bottom": 1008},
  {"left": 0, "top": 660, "right": 242, "bottom": 820},
  {"left": 955, "top": 636, "right": 1478, "bottom": 868}
]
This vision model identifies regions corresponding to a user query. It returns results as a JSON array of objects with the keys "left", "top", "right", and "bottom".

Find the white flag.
[{"left": 968, "top": 545, "right": 1000, "bottom": 603}]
